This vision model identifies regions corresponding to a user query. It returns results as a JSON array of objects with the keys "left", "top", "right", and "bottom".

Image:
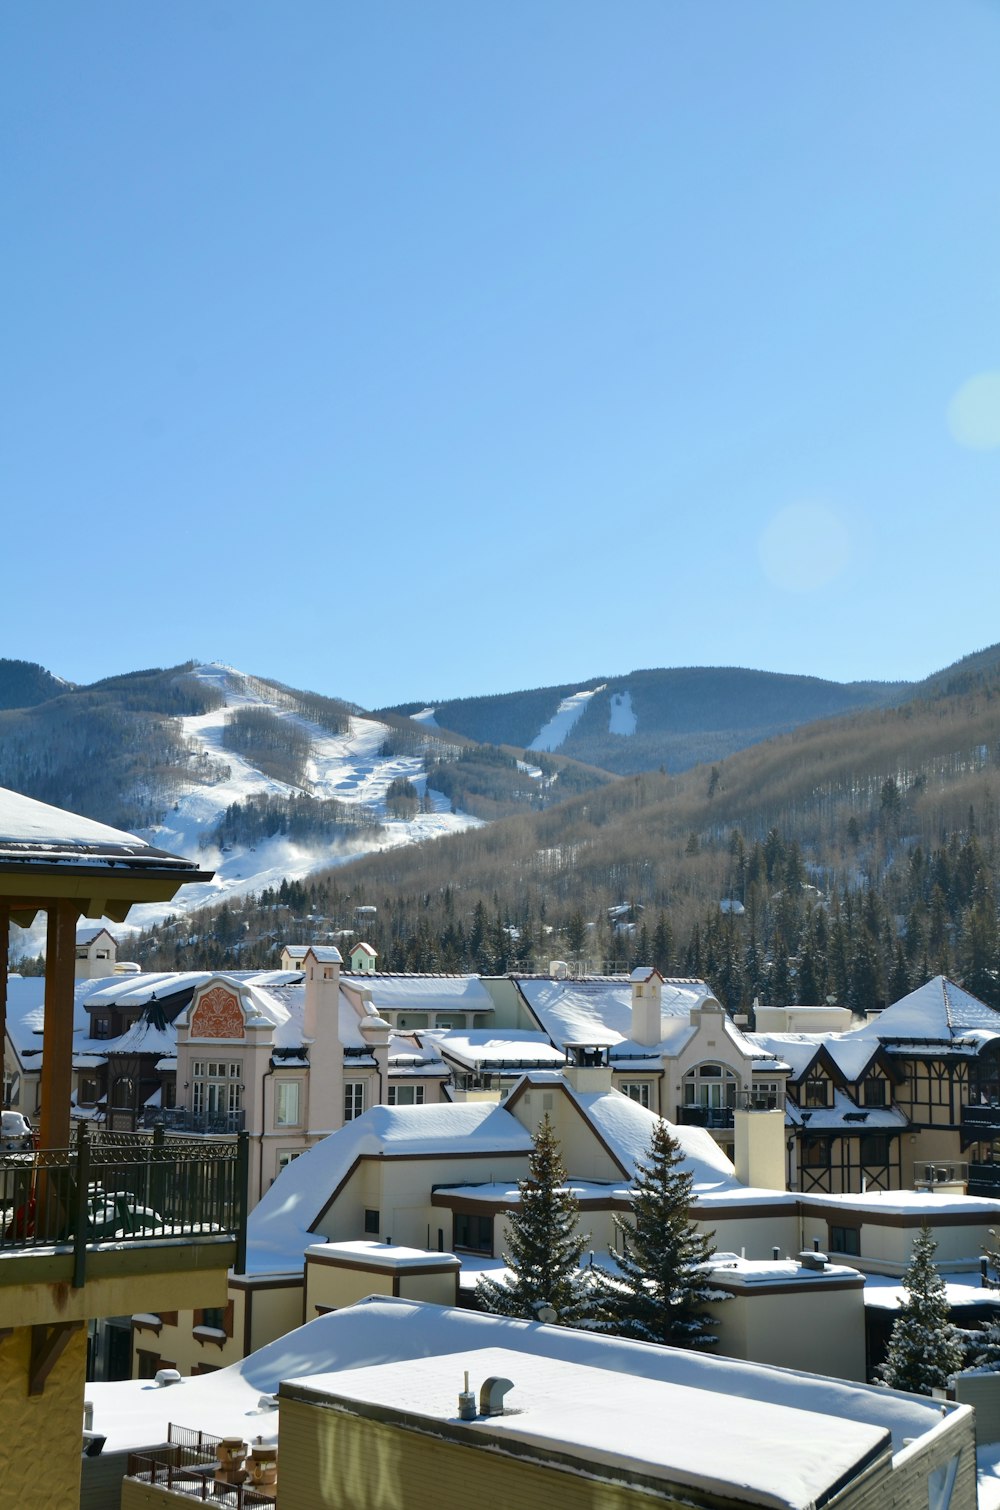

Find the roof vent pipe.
[
  {"left": 479, "top": 1376, "right": 514, "bottom": 1416},
  {"left": 458, "top": 1371, "right": 477, "bottom": 1421}
]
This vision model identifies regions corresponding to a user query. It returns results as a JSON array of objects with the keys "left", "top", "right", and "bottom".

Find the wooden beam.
[
  {"left": 28, "top": 1321, "right": 82, "bottom": 1395},
  {"left": 40, "top": 899, "right": 78, "bottom": 1151}
]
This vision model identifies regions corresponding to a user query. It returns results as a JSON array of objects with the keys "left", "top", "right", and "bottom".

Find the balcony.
[
  {"left": 140, "top": 1106, "right": 246, "bottom": 1136},
  {"left": 968, "top": 1162, "right": 1000, "bottom": 1198},
  {"left": 0, "top": 1124, "right": 248, "bottom": 1286},
  {"left": 961, "top": 1104, "right": 1000, "bottom": 1139},
  {"left": 125, "top": 1423, "right": 276, "bottom": 1506},
  {"left": 676, "top": 1105, "right": 735, "bottom": 1130}
]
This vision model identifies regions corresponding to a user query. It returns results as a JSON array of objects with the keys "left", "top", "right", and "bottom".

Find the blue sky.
[{"left": 4, "top": 1, "right": 1000, "bottom": 707}]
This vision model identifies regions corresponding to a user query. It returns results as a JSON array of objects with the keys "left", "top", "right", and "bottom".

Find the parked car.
[{"left": 0, "top": 1111, "right": 34, "bottom": 1152}]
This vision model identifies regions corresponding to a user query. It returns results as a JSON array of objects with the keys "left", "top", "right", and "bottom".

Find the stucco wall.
[{"left": 0, "top": 1321, "right": 88, "bottom": 1510}]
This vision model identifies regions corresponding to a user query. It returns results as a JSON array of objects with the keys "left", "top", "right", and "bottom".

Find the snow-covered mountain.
[{"left": 126, "top": 663, "right": 482, "bottom": 928}]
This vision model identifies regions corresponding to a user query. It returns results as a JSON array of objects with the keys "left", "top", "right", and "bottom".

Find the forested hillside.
[
  {"left": 0, "top": 658, "right": 72, "bottom": 711},
  {"left": 388, "top": 664, "right": 908, "bottom": 775},
  {"left": 126, "top": 668, "right": 1000, "bottom": 1014}
]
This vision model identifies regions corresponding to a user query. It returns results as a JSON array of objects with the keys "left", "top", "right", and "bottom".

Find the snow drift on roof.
[
  {"left": 245, "top": 1103, "right": 534, "bottom": 1274},
  {"left": 86, "top": 1295, "right": 950, "bottom": 1477}
]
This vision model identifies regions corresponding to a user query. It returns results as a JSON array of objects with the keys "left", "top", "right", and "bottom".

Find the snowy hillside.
[{"left": 127, "top": 663, "right": 482, "bottom": 927}]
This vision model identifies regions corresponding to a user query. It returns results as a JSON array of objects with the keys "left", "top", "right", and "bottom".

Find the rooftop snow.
[
  {"left": 436, "top": 1029, "right": 566, "bottom": 1070},
  {"left": 344, "top": 974, "right": 495, "bottom": 1015},
  {"left": 245, "top": 1103, "right": 534, "bottom": 1274},
  {"left": 0, "top": 785, "right": 203, "bottom": 871},
  {"left": 855, "top": 975, "right": 1000, "bottom": 1043},
  {"left": 515, "top": 976, "right": 715, "bottom": 1049},
  {"left": 296, "top": 1343, "right": 890, "bottom": 1510},
  {"left": 90, "top": 1286, "right": 960, "bottom": 1473}
]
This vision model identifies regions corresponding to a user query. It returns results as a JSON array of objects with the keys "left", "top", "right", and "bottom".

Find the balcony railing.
[
  {"left": 961, "top": 1104, "right": 1000, "bottom": 1135},
  {"left": 968, "top": 1162, "right": 1000, "bottom": 1198},
  {"left": 0, "top": 1124, "right": 248, "bottom": 1285},
  {"left": 126, "top": 1424, "right": 275, "bottom": 1506},
  {"left": 140, "top": 1107, "right": 246, "bottom": 1136},
  {"left": 676, "top": 1105, "right": 735, "bottom": 1130}
]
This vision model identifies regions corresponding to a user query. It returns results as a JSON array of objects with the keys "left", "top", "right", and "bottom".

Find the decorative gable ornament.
[{"left": 190, "top": 984, "right": 246, "bottom": 1040}]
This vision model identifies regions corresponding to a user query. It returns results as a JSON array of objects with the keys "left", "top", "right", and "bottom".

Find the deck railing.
[
  {"left": 0, "top": 1124, "right": 248, "bottom": 1285},
  {"left": 126, "top": 1424, "right": 275, "bottom": 1506}
]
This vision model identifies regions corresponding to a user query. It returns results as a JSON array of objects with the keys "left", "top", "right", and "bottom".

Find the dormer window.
[
  {"left": 863, "top": 1076, "right": 886, "bottom": 1107},
  {"left": 804, "top": 1076, "right": 829, "bottom": 1108}
]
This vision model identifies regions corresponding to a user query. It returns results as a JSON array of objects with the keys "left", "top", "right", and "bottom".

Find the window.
[
  {"left": 112, "top": 1076, "right": 135, "bottom": 1109},
  {"left": 829, "top": 1224, "right": 861, "bottom": 1256},
  {"left": 78, "top": 1077, "right": 99, "bottom": 1106},
  {"left": 277, "top": 1150, "right": 304, "bottom": 1174},
  {"left": 92, "top": 1017, "right": 110, "bottom": 1040},
  {"left": 344, "top": 1082, "right": 365, "bottom": 1121},
  {"left": 803, "top": 1076, "right": 829, "bottom": 1108},
  {"left": 861, "top": 1133, "right": 890, "bottom": 1166},
  {"left": 388, "top": 1085, "right": 424, "bottom": 1106},
  {"left": 192, "top": 1061, "right": 243, "bottom": 1125},
  {"left": 3, "top": 1070, "right": 20, "bottom": 1108},
  {"left": 802, "top": 1139, "right": 830, "bottom": 1168},
  {"left": 364, "top": 1208, "right": 380, "bottom": 1234},
  {"left": 453, "top": 1212, "right": 493, "bottom": 1254},
  {"left": 863, "top": 1076, "right": 886, "bottom": 1107},
  {"left": 622, "top": 1082, "right": 651, "bottom": 1108},
  {"left": 136, "top": 1349, "right": 160, "bottom": 1381},
  {"left": 275, "top": 1080, "right": 301, "bottom": 1127},
  {"left": 683, "top": 1064, "right": 737, "bottom": 1109}
]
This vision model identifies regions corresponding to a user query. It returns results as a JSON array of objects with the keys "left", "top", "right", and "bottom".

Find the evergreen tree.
[
  {"left": 598, "top": 1118, "right": 718, "bottom": 1348},
  {"left": 877, "top": 1227, "right": 965, "bottom": 1394},
  {"left": 475, "top": 1115, "right": 590, "bottom": 1324}
]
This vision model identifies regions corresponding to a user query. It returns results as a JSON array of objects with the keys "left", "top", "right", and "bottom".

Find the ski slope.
[{"left": 126, "top": 663, "right": 482, "bottom": 928}]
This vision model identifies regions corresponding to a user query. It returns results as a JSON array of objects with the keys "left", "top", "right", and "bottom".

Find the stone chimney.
[{"left": 630, "top": 967, "right": 663, "bottom": 1047}]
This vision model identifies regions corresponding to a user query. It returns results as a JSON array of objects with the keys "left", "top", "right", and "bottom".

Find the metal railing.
[
  {"left": 968, "top": 1162, "right": 1000, "bottom": 1197},
  {"left": 139, "top": 1107, "right": 246, "bottom": 1136},
  {"left": 676, "top": 1105, "right": 736, "bottom": 1130},
  {"left": 961, "top": 1104, "right": 1000, "bottom": 1132},
  {"left": 126, "top": 1425, "right": 275, "bottom": 1506},
  {"left": 0, "top": 1124, "right": 248, "bottom": 1286}
]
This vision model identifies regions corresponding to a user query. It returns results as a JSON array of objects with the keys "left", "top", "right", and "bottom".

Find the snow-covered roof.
[
  {"left": 245, "top": 1103, "right": 535, "bottom": 1275},
  {"left": 514, "top": 976, "right": 716, "bottom": 1050},
  {"left": 76, "top": 925, "right": 115, "bottom": 946},
  {"left": 344, "top": 974, "right": 495, "bottom": 1016},
  {"left": 0, "top": 785, "right": 205, "bottom": 873},
  {"left": 560, "top": 1081, "right": 739, "bottom": 1193},
  {"left": 295, "top": 1340, "right": 896, "bottom": 1509},
  {"left": 786, "top": 1090, "right": 908, "bottom": 1132},
  {"left": 798, "top": 1189, "right": 1000, "bottom": 1218},
  {"left": 855, "top": 976, "right": 1000, "bottom": 1044},
  {"left": 304, "top": 945, "right": 344, "bottom": 965},
  {"left": 84, "top": 1292, "right": 954, "bottom": 1491},
  {"left": 87, "top": 1296, "right": 956, "bottom": 1494},
  {"left": 746, "top": 1032, "right": 828, "bottom": 1079},
  {"left": 388, "top": 1031, "right": 447, "bottom": 1078},
  {"left": 435, "top": 1029, "right": 567, "bottom": 1071}
]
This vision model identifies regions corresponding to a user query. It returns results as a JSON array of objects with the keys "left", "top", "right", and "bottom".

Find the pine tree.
[
  {"left": 599, "top": 1118, "right": 718, "bottom": 1348},
  {"left": 475, "top": 1115, "right": 590, "bottom": 1324},
  {"left": 877, "top": 1226, "right": 965, "bottom": 1394}
]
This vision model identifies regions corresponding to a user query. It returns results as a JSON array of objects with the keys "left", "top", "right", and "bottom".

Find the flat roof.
[{"left": 284, "top": 1343, "right": 891, "bottom": 1510}]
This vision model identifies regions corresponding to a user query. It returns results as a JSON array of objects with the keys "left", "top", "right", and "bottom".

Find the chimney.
[
  {"left": 630, "top": 967, "right": 663, "bottom": 1047},
  {"left": 303, "top": 946, "right": 343, "bottom": 1039}
]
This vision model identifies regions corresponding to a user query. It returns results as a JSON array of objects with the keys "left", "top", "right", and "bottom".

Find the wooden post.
[{"left": 40, "top": 899, "right": 78, "bottom": 1151}]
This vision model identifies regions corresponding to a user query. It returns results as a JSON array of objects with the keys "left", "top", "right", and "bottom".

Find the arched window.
[{"left": 683, "top": 1063, "right": 738, "bottom": 1111}]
